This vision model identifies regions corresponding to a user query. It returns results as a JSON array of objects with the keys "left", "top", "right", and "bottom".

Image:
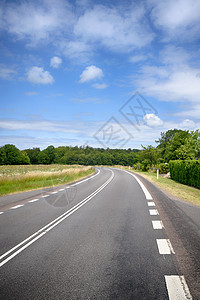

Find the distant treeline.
[{"left": 0, "top": 129, "right": 199, "bottom": 168}]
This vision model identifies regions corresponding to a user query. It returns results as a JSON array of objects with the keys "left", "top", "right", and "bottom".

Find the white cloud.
[
  {"left": 25, "top": 91, "right": 38, "bottom": 96},
  {"left": 179, "top": 119, "right": 195, "bottom": 129},
  {"left": 175, "top": 104, "right": 200, "bottom": 119},
  {"left": 59, "top": 40, "right": 92, "bottom": 61},
  {"left": 150, "top": 0, "right": 200, "bottom": 41},
  {"left": 27, "top": 66, "right": 54, "bottom": 84},
  {"left": 159, "top": 45, "right": 191, "bottom": 66},
  {"left": 144, "top": 114, "right": 163, "bottom": 127},
  {"left": 132, "top": 45, "right": 200, "bottom": 121},
  {"left": 79, "top": 65, "right": 103, "bottom": 83},
  {"left": 50, "top": 56, "right": 62, "bottom": 68},
  {"left": 135, "top": 58, "right": 200, "bottom": 104},
  {"left": 0, "top": 0, "right": 74, "bottom": 46},
  {"left": 0, "top": 65, "right": 16, "bottom": 79},
  {"left": 141, "top": 68, "right": 200, "bottom": 102},
  {"left": 0, "top": 2, "right": 154, "bottom": 60},
  {"left": 92, "top": 83, "right": 108, "bottom": 89},
  {"left": 130, "top": 55, "right": 147, "bottom": 63},
  {"left": 0, "top": 119, "right": 77, "bottom": 133},
  {"left": 74, "top": 4, "right": 154, "bottom": 52}
]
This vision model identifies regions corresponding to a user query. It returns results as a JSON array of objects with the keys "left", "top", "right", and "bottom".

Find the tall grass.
[{"left": 0, "top": 165, "right": 94, "bottom": 196}]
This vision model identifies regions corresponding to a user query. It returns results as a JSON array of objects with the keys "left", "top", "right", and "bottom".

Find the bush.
[
  {"left": 158, "top": 163, "right": 169, "bottom": 174},
  {"left": 169, "top": 160, "right": 200, "bottom": 189},
  {"left": 141, "top": 159, "right": 151, "bottom": 171},
  {"left": 133, "top": 163, "right": 142, "bottom": 170}
]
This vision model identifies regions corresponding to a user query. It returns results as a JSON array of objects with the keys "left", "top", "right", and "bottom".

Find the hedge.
[{"left": 169, "top": 160, "right": 200, "bottom": 189}]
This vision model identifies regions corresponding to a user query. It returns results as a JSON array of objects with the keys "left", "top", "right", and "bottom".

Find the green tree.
[
  {"left": 37, "top": 151, "right": 50, "bottom": 164},
  {"left": 44, "top": 145, "right": 55, "bottom": 164},
  {"left": 156, "top": 129, "right": 183, "bottom": 157},
  {"left": 54, "top": 146, "right": 67, "bottom": 163},
  {"left": 140, "top": 145, "right": 159, "bottom": 165},
  {"left": 1, "top": 144, "right": 30, "bottom": 165},
  {"left": 0, "top": 147, "right": 7, "bottom": 165},
  {"left": 164, "top": 130, "right": 191, "bottom": 161},
  {"left": 25, "top": 148, "right": 40, "bottom": 164}
]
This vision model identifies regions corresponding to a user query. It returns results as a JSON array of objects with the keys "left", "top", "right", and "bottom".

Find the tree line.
[{"left": 0, "top": 129, "right": 199, "bottom": 168}]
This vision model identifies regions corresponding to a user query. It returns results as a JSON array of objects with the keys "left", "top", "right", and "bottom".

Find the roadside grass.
[
  {"left": 0, "top": 165, "right": 95, "bottom": 196},
  {"left": 114, "top": 166, "right": 200, "bottom": 207}
]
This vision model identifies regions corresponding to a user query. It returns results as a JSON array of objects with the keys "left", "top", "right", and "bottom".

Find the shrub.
[
  {"left": 158, "top": 163, "right": 169, "bottom": 174},
  {"left": 133, "top": 163, "right": 142, "bottom": 170},
  {"left": 141, "top": 159, "right": 151, "bottom": 171},
  {"left": 169, "top": 160, "right": 200, "bottom": 189}
]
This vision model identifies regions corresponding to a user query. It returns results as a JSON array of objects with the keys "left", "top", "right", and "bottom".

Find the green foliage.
[
  {"left": 156, "top": 129, "right": 183, "bottom": 154},
  {"left": 156, "top": 129, "right": 200, "bottom": 162},
  {"left": 44, "top": 145, "right": 55, "bottom": 164},
  {"left": 169, "top": 160, "right": 200, "bottom": 189},
  {"left": 157, "top": 163, "right": 169, "bottom": 174},
  {"left": 37, "top": 151, "right": 50, "bottom": 164},
  {"left": 24, "top": 148, "right": 40, "bottom": 164},
  {"left": 141, "top": 159, "right": 151, "bottom": 171},
  {"left": 140, "top": 145, "right": 160, "bottom": 164},
  {"left": 0, "top": 144, "right": 30, "bottom": 165}
]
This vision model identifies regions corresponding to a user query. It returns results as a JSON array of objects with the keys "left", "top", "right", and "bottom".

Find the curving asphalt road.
[{"left": 0, "top": 167, "right": 199, "bottom": 299}]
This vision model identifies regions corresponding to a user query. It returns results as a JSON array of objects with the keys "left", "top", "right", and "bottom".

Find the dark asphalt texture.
[{"left": 0, "top": 167, "right": 199, "bottom": 299}]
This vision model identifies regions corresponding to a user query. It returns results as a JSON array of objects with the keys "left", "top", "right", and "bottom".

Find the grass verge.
[
  {"left": 114, "top": 166, "right": 200, "bottom": 207},
  {"left": 0, "top": 165, "right": 95, "bottom": 196}
]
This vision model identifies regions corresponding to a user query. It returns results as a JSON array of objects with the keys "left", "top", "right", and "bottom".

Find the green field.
[{"left": 0, "top": 165, "right": 95, "bottom": 196}]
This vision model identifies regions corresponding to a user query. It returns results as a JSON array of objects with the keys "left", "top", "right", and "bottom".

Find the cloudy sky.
[{"left": 0, "top": 0, "right": 200, "bottom": 150}]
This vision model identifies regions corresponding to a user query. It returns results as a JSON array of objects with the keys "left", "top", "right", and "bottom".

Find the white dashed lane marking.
[
  {"left": 125, "top": 170, "right": 193, "bottom": 298},
  {"left": 10, "top": 205, "right": 24, "bottom": 210},
  {"left": 165, "top": 275, "right": 192, "bottom": 300},
  {"left": 156, "top": 239, "right": 175, "bottom": 254},
  {"left": 152, "top": 220, "right": 164, "bottom": 229},
  {"left": 149, "top": 209, "right": 159, "bottom": 215},
  {"left": 29, "top": 199, "right": 39, "bottom": 203}
]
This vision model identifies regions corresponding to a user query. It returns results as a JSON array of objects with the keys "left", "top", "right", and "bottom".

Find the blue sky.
[{"left": 0, "top": 0, "right": 200, "bottom": 150}]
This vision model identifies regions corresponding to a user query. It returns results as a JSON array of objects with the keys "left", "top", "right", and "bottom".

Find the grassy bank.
[
  {"left": 0, "top": 165, "right": 95, "bottom": 196},
  {"left": 115, "top": 166, "right": 200, "bottom": 207}
]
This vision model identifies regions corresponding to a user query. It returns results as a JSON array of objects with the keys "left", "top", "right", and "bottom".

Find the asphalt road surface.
[{"left": 0, "top": 167, "right": 199, "bottom": 299}]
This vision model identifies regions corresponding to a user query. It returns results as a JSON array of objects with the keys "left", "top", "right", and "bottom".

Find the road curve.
[{"left": 0, "top": 167, "right": 199, "bottom": 299}]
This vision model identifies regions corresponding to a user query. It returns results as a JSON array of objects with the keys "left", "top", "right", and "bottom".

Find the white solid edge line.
[
  {"left": 152, "top": 220, "right": 164, "bottom": 229},
  {"left": 149, "top": 209, "right": 159, "bottom": 215},
  {"left": 71, "top": 168, "right": 100, "bottom": 187},
  {"left": 0, "top": 169, "right": 113, "bottom": 267},
  {"left": 165, "top": 275, "right": 193, "bottom": 300},
  {"left": 32, "top": 169, "right": 100, "bottom": 200},
  {"left": 0, "top": 212, "right": 4, "bottom": 215},
  {"left": 124, "top": 170, "right": 152, "bottom": 200},
  {"left": 156, "top": 239, "right": 175, "bottom": 254}
]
